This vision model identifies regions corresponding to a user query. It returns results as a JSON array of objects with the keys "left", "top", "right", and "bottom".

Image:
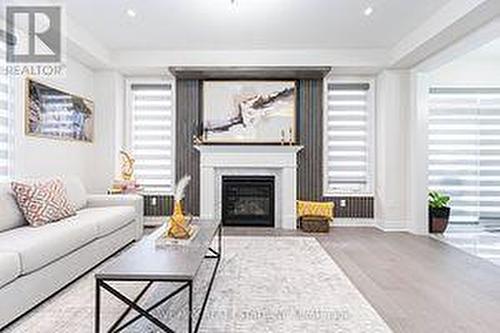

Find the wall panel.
[
  {"left": 145, "top": 77, "right": 373, "bottom": 219},
  {"left": 175, "top": 79, "right": 201, "bottom": 215}
]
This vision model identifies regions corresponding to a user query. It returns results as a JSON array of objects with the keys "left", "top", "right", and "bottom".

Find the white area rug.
[{"left": 6, "top": 237, "right": 392, "bottom": 333}]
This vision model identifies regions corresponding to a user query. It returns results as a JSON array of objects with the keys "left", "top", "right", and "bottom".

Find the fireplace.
[{"left": 222, "top": 176, "right": 275, "bottom": 227}]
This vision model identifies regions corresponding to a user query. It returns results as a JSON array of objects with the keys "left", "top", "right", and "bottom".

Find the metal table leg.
[
  {"left": 95, "top": 279, "right": 101, "bottom": 333},
  {"left": 188, "top": 280, "right": 193, "bottom": 333}
]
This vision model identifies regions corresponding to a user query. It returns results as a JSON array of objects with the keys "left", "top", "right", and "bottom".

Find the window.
[
  {"left": 428, "top": 87, "right": 500, "bottom": 224},
  {"left": 0, "top": 45, "right": 11, "bottom": 182},
  {"left": 324, "top": 80, "right": 374, "bottom": 195},
  {"left": 126, "top": 80, "right": 174, "bottom": 194}
]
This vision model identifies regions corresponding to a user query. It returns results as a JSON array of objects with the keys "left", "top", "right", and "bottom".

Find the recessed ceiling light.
[
  {"left": 126, "top": 8, "right": 137, "bottom": 18},
  {"left": 364, "top": 6, "right": 373, "bottom": 16}
]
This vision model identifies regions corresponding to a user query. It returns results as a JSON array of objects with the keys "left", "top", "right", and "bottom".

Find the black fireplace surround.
[{"left": 222, "top": 176, "right": 275, "bottom": 227}]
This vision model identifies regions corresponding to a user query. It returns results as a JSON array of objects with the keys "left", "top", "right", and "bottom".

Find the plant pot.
[{"left": 429, "top": 207, "right": 450, "bottom": 233}]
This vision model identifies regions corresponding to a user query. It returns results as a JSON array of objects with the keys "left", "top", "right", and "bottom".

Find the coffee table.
[{"left": 95, "top": 219, "right": 222, "bottom": 333}]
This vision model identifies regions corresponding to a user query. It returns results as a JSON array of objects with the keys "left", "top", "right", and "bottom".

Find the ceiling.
[{"left": 62, "top": 0, "right": 451, "bottom": 51}]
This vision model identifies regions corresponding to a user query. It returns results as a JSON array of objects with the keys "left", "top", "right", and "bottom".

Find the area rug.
[{"left": 5, "top": 236, "right": 392, "bottom": 333}]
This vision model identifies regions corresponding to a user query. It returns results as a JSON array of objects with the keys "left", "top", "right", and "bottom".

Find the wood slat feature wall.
[
  {"left": 297, "top": 79, "right": 323, "bottom": 201},
  {"left": 330, "top": 197, "right": 374, "bottom": 218},
  {"left": 143, "top": 195, "right": 174, "bottom": 216},
  {"left": 175, "top": 79, "right": 201, "bottom": 215}
]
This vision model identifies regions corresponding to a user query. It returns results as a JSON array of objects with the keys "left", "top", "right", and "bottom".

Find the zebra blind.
[
  {"left": 129, "top": 83, "right": 174, "bottom": 194},
  {"left": 429, "top": 87, "right": 500, "bottom": 223},
  {"left": 324, "top": 82, "right": 373, "bottom": 195},
  {"left": 0, "top": 46, "right": 10, "bottom": 182}
]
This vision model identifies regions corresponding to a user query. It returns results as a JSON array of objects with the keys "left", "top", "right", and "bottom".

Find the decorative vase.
[
  {"left": 429, "top": 207, "right": 450, "bottom": 233},
  {"left": 167, "top": 200, "right": 191, "bottom": 239}
]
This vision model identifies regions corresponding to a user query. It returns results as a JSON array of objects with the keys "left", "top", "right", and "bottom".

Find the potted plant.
[{"left": 428, "top": 191, "right": 451, "bottom": 233}]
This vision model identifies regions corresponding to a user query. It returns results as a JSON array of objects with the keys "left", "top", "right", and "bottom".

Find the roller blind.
[
  {"left": 428, "top": 87, "right": 500, "bottom": 223},
  {"left": 0, "top": 46, "right": 10, "bottom": 182},
  {"left": 325, "top": 82, "right": 373, "bottom": 194},
  {"left": 129, "top": 83, "right": 174, "bottom": 194}
]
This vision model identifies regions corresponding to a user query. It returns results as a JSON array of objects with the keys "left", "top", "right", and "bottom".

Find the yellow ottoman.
[{"left": 297, "top": 201, "right": 334, "bottom": 232}]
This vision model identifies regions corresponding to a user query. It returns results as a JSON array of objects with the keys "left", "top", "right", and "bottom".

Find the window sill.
[
  {"left": 142, "top": 193, "right": 174, "bottom": 197},
  {"left": 323, "top": 192, "right": 374, "bottom": 198}
]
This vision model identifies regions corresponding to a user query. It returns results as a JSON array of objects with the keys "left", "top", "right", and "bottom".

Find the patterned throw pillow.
[{"left": 11, "top": 179, "right": 76, "bottom": 227}]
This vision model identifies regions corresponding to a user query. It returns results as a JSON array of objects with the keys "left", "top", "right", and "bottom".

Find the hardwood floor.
[{"left": 223, "top": 227, "right": 500, "bottom": 333}]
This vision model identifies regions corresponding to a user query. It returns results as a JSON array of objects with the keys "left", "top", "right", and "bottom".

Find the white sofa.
[{"left": 0, "top": 177, "right": 144, "bottom": 329}]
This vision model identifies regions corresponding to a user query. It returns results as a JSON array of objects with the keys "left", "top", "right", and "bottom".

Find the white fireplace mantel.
[{"left": 195, "top": 145, "right": 303, "bottom": 229}]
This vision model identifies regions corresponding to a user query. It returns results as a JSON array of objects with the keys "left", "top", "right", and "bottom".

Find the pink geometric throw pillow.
[{"left": 11, "top": 179, "right": 76, "bottom": 227}]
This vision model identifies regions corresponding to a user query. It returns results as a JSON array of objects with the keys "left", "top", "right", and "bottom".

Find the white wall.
[
  {"left": 406, "top": 72, "right": 431, "bottom": 235},
  {"left": 374, "top": 70, "right": 431, "bottom": 234},
  {"left": 91, "top": 71, "right": 125, "bottom": 193},
  {"left": 13, "top": 57, "right": 95, "bottom": 188},
  {"left": 375, "top": 70, "right": 411, "bottom": 231},
  {"left": 429, "top": 57, "right": 500, "bottom": 86},
  {"left": 12, "top": 58, "right": 124, "bottom": 193}
]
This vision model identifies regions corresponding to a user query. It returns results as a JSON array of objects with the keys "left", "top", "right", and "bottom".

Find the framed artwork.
[
  {"left": 202, "top": 80, "right": 296, "bottom": 144},
  {"left": 25, "top": 78, "right": 94, "bottom": 142}
]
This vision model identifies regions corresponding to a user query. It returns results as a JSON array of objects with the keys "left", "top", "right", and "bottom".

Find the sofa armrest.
[{"left": 87, "top": 194, "right": 144, "bottom": 241}]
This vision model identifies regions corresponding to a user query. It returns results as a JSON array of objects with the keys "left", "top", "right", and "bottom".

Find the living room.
[{"left": 1, "top": 0, "right": 500, "bottom": 332}]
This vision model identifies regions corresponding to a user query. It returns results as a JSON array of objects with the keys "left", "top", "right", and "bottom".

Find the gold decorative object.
[
  {"left": 167, "top": 201, "right": 193, "bottom": 239},
  {"left": 166, "top": 175, "right": 193, "bottom": 239},
  {"left": 120, "top": 150, "right": 135, "bottom": 181}
]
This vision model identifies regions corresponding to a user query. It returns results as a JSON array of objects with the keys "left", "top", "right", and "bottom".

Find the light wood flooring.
[{"left": 222, "top": 227, "right": 500, "bottom": 333}]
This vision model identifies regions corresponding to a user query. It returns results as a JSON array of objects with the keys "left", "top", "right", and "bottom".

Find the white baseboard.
[
  {"left": 147, "top": 216, "right": 409, "bottom": 232},
  {"left": 331, "top": 218, "right": 375, "bottom": 227},
  {"left": 374, "top": 219, "right": 409, "bottom": 232},
  {"left": 144, "top": 216, "right": 165, "bottom": 228}
]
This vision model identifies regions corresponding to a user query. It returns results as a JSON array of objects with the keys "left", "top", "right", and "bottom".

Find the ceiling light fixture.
[
  {"left": 364, "top": 6, "right": 373, "bottom": 16},
  {"left": 126, "top": 8, "right": 137, "bottom": 18}
]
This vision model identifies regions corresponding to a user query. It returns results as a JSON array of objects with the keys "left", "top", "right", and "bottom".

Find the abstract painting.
[
  {"left": 26, "top": 79, "right": 94, "bottom": 142},
  {"left": 202, "top": 81, "right": 296, "bottom": 143}
]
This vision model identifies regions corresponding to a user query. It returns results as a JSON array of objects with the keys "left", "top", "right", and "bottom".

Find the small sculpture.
[
  {"left": 167, "top": 175, "right": 193, "bottom": 239},
  {"left": 193, "top": 134, "right": 203, "bottom": 145},
  {"left": 120, "top": 150, "right": 135, "bottom": 181}
]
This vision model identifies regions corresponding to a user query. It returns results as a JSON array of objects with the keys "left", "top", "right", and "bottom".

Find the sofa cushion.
[
  {"left": 0, "top": 215, "right": 97, "bottom": 274},
  {"left": 78, "top": 206, "right": 136, "bottom": 238},
  {"left": 11, "top": 179, "right": 77, "bottom": 227},
  {"left": 0, "top": 252, "right": 21, "bottom": 288},
  {"left": 61, "top": 176, "right": 87, "bottom": 211},
  {"left": 0, "top": 183, "right": 26, "bottom": 232}
]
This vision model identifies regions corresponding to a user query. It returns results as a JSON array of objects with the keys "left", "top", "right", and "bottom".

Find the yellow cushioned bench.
[{"left": 297, "top": 200, "right": 334, "bottom": 220}]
